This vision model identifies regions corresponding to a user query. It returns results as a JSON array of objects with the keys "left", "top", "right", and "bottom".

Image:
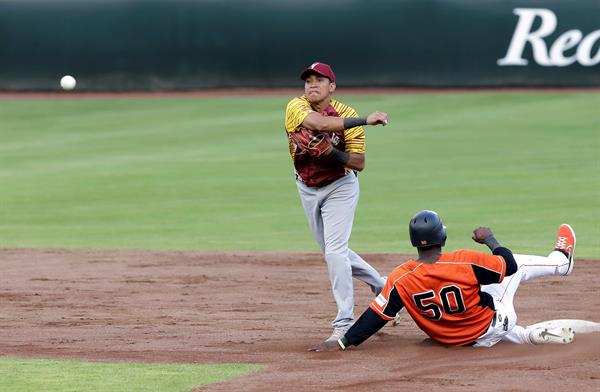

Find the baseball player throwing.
[
  {"left": 312, "top": 210, "right": 578, "bottom": 351},
  {"left": 284, "top": 62, "right": 389, "bottom": 344}
]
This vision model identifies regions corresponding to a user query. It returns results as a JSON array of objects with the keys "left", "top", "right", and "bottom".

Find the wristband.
[
  {"left": 484, "top": 235, "right": 501, "bottom": 251},
  {"left": 343, "top": 117, "right": 367, "bottom": 129},
  {"left": 328, "top": 147, "right": 349, "bottom": 165}
]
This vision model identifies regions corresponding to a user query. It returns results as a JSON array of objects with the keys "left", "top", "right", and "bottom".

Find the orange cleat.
[{"left": 554, "top": 224, "right": 576, "bottom": 275}]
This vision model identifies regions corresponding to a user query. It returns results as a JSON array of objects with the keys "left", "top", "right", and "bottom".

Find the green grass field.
[
  {"left": 1, "top": 92, "right": 598, "bottom": 256},
  {"left": 0, "top": 92, "right": 598, "bottom": 390},
  {"left": 0, "top": 357, "right": 262, "bottom": 392}
]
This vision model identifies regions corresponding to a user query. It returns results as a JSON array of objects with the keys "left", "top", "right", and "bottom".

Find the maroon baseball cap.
[{"left": 300, "top": 62, "right": 336, "bottom": 83}]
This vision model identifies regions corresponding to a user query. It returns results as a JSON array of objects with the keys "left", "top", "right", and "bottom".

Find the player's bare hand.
[
  {"left": 472, "top": 227, "right": 493, "bottom": 243},
  {"left": 367, "top": 111, "right": 388, "bottom": 126},
  {"left": 308, "top": 340, "right": 341, "bottom": 352}
]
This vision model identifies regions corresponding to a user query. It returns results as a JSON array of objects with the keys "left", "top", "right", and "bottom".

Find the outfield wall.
[{"left": 0, "top": 0, "right": 598, "bottom": 91}]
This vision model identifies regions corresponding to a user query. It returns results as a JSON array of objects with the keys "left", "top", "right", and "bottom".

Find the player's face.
[{"left": 304, "top": 74, "right": 335, "bottom": 103}]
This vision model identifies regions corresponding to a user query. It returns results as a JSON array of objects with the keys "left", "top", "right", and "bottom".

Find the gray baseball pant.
[{"left": 296, "top": 172, "right": 385, "bottom": 330}]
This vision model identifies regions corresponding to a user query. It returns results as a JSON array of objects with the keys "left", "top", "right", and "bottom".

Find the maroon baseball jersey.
[{"left": 284, "top": 96, "right": 365, "bottom": 187}]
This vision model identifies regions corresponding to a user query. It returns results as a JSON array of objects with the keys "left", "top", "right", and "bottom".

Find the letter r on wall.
[{"left": 497, "top": 8, "right": 557, "bottom": 66}]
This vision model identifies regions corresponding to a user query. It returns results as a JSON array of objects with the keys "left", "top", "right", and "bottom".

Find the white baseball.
[{"left": 60, "top": 75, "right": 77, "bottom": 91}]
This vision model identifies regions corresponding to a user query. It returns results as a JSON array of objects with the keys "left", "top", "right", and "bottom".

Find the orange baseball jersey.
[
  {"left": 284, "top": 96, "right": 365, "bottom": 187},
  {"left": 370, "top": 250, "right": 507, "bottom": 346}
]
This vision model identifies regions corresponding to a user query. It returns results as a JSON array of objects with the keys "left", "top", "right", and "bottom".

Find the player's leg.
[
  {"left": 320, "top": 174, "right": 362, "bottom": 333},
  {"left": 479, "top": 255, "right": 567, "bottom": 346},
  {"left": 500, "top": 325, "right": 532, "bottom": 344},
  {"left": 482, "top": 224, "right": 576, "bottom": 305},
  {"left": 527, "top": 319, "right": 600, "bottom": 333},
  {"left": 511, "top": 251, "right": 570, "bottom": 282},
  {"left": 515, "top": 318, "right": 599, "bottom": 345},
  {"left": 478, "top": 225, "right": 577, "bottom": 346},
  {"left": 348, "top": 249, "right": 385, "bottom": 295},
  {"left": 297, "top": 179, "right": 350, "bottom": 340},
  {"left": 472, "top": 300, "right": 518, "bottom": 347},
  {"left": 480, "top": 270, "right": 576, "bottom": 345},
  {"left": 501, "top": 324, "right": 575, "bottom": 344},
  {"left": 470, "top": 300, "right": 574, "bottom": 346},
  {"left": 322, "top": 175, "right": 385, "bottom": 295},
  {"left": 343, "top": 175, "right": 385, "bottom": 294},
  {"left": 296, "top": 180, "right": 326, "bottom": 252},
  {"left": 515, "top": 224, "right": 576, "bottom": 280},
  {"left": 481, "top": 252, "right": 563, "bottom": 309}
]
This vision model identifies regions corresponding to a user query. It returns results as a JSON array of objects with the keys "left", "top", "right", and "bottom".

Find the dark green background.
[{"left": 0, "top": 0, "right": 598, "bottom": 91}]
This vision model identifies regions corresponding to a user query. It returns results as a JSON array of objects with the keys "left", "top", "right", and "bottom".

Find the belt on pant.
[{"left": 295, "top": 171, "right": 356, "bottom": 188}]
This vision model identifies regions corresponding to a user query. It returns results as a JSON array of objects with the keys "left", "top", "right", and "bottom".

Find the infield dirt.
[{"left": 1, "top": 249, "right": 598, "bottom": 391}]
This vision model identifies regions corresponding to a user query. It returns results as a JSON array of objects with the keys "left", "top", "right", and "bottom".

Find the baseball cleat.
[
  {"left": 554, "top": 224, "right": 576, "bottom": 275},
  {"left": 529, "top": 327, "right": 575, "bottom": 345},
  {"left": 325, "top": 327, "right": 348, "bottom": 342}
]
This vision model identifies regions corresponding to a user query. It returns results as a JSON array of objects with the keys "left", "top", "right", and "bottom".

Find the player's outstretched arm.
[{"left": 302, "top": 111, "right": 388, "bottom": 132}]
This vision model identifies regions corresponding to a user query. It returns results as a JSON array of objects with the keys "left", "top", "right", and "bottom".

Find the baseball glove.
[{"left": 290, "top": 128, "right": 332, "bottom": 157}]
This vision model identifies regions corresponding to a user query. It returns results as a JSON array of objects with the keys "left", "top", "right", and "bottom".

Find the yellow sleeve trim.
[
  {"left": 285, "top": 96, "right": 313, "bottom": 133},
  {"left": 345, "top": 123, "right": 366, "bottom": 154},
  {"left": 332, "top": 100, "right": 366, "bottom": 154}
]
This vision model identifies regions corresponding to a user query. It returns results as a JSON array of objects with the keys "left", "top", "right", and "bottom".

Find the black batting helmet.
[{"left": 409, "top": 210, "right": 447, "bottom": 248}]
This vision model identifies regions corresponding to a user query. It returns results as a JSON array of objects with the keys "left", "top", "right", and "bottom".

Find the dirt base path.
[{"left": 1, "top": 249, "right": 598, "bottom": 391}]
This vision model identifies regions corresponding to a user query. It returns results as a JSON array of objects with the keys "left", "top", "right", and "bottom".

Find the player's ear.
[{"left": 329, "top": 82, "right": 336, "bottom": 94}]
